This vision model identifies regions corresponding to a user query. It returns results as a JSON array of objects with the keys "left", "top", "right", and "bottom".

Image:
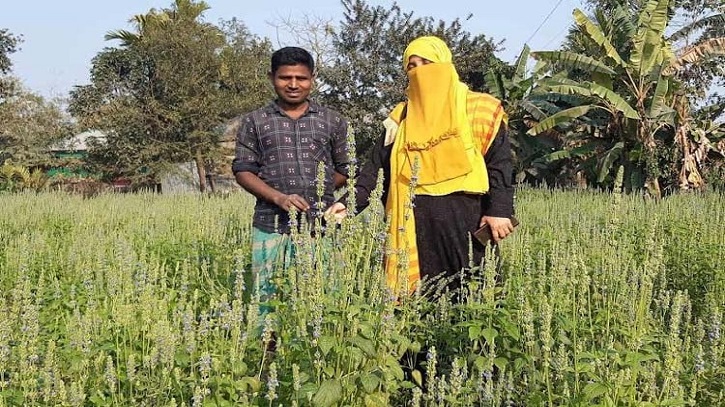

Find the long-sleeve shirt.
[
  {"left": 232, "top": 100, "right": 350, "bottom": 233},
  {"left": 347, "top": 125, "right": 514, "bottom": 217}
]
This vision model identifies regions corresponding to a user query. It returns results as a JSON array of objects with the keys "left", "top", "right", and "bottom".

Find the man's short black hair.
[{"left": 271, "top": 47, "right": 315, "bottom": 75}]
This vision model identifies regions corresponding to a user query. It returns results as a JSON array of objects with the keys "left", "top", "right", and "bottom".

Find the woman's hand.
[
  {"left": 324, "top": 202, "right": 348, "bottom": 223},
  {"left": 479, "top": 216, "right": 515, "bottom": 243}
]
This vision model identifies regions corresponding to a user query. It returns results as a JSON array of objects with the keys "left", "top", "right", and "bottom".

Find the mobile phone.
[{"left": 473, "top": 216, "right": 519, "bottom": 245}]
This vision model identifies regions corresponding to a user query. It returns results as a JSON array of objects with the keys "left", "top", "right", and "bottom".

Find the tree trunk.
[
  {"left": 194, "top": 150, "right": 207, "bottom": 193},
  {"left": 207, "top": 165, "right": 217, "bottom": 194},
  {"left": 674, "top": 95, "right": 703, "bottom": 190},
  {"left": 637, "top": 116, "right": 661, "bottom": 199}
]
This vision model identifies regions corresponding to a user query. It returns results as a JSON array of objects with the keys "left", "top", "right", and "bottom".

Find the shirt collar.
[{"left": 267, "top": 99, "right": 320, "bottom": 117}]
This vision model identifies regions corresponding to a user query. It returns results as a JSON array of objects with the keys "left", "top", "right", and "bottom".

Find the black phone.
[{"left": 473, "top": 216, "right": 519, "bottom": 245}]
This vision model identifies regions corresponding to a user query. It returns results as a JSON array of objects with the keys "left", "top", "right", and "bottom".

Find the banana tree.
[
  {"left": 664, "top": 8, "right": 725, "bottom": 189},
  {"left": 0, "top": 162, "right": 48, "bottom": 192},
  {"left": 674, "top": 96, "right": 725, "bottom": 189},
  {"left": 528, "top": 0, "right": 680, "bottom": 196},
  {"left": 485, "top": 46, "right": 576, "bottom": 185}
]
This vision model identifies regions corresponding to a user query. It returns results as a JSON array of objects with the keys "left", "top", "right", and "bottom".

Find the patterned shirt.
[{"left": 232, "top": 100, "right": 350, "bottom": 233}]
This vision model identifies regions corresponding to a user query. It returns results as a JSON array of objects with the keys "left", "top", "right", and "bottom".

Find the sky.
[{"left": 3, "top": 0, "right": 585, "bottom": 99}]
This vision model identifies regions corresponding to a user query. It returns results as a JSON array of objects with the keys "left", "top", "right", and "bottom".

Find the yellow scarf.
[
  {"left": 401, "top": 62, "right": 472, "bottom": 184},
  {"left": 384, "top": 36, "right": 505, "bottom": 295}
]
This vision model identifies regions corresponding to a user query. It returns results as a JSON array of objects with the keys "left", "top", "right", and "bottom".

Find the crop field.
[{"left": 0, "top": 188, "right": 723, "bottom": 406}]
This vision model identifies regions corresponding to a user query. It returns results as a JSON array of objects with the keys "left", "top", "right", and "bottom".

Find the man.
[
  {"left": 326, "top": 36, "right": 514, "bottom": 299},
  {"left": 232, "top": 46, "right": 350, "bottom": 320}
]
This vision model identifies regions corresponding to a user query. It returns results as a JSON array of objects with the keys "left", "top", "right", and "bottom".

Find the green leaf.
[
  {"left": 411, "top": 369, "right": 423, "bottom": 387},
  {"left": 312, "top": 380, "right": 343, "bottom": 407},
  {"left": 359, "top": 322, "right": 375, "bottom": 339},
  {"left": 484, "top": 70, "right": 506, "bottom": 100},
  {"left": 385, "top": 355, "right": 405, "bottom": 381},
  {"left": 598, "top": 142, "right": 624, "bottom": 183},
  {"left": 545, "top": 150, "right": 571, "bottom": 162},
  {"left": 532, "top": 51, "right": 617, "bottom": 76},
  {"left": 513, "top": 44, "right": 531, "bottom": 83},
  {"left": 532, "top": 94, "right": 589, "bottom": 112},
  {"left": 493, "top": 357, "right": 509, "bottom": 371},
  {"left": 583, "top": 382, "right": 610, "bottom": 400},
  {"left": 481, "top": 328, "right": 498, "bottom": 344},
  {"left": 572, "top": 9, "right": 626, "bottom": 67},
  {"left": 89, "top": 393, "right": 106, "bottom": 406},
  {"left": 668, "top": 13, "right": 725, "bottom": 42},
  {"left": 360, "top": 372, "right": 381, "bottom": 394},
  {"left": 528, "top": 105, "right": 595, "bottom": 135},
  {"left": 349, "top": 336, "right": 376, "bottom": 357},
  {"left": 631, "top": 0, "right": 672, "bottom": 75},
  {"left": 468, "top": 325, "right": 482, "bottom": 340},
  {"left": 473, "top": 356, "right": 487, "bottom": 370},
  {"left": 572, "top": 143, "right": 599, "bottom": 157},
  {"left": 648, "top": 70, "right": 670, "bottom": 119},
  {"left": 543, "top": 81, "right": 638, "bottom": 119},
  {"left": 612, "top": 5, "right": 636, "bottom": 39},
  {"left": 318, "top": 335, "right": 336, "bottom": 356},
  {"left": 238, "top": 376, "right": 262, "bottom": 393},
  {"left": 519, "top": 100, "right": 548, "bottom": 121},
  {"left": 500, "top": 320, "right": 521, "bottom": 341},
  {"left": 232, "top": 361, "right": 248, "bottom": 377},
  {"left": 592, "top": 70, "right": 614, "bottom": 90},
  {"left": 364, "top": 393, "right": 389, "bottom": 407},
  {"left": 299, "top": 383, "right": 319, "bottom": 399},
  {"left": 586, "top": 82, "right": 639, "bottom": 119}
]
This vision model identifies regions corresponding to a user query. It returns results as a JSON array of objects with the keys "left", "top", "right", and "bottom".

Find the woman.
[{"left": 327, "top": 36, "right": 515, "bottom": 297}]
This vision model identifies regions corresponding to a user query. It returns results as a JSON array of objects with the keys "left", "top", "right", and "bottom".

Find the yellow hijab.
[{"left": 384, "top": 36, "right": 475, "bottom": 294}]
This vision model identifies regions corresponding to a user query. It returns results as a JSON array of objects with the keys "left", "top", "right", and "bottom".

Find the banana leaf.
[
  {"left": 513, "top": 44, "right": 531, "bottom": 84},
  {"left": 532, "top": 51, "right": 617, "bottom": 76},
  {"left": 598, "top": 141, "right": 625, "bottom": 183},
  {"left": 612, "top": 5, "right": 636, "bottom": 39},
  {"left": 647, "top": 70, "right": 670, "bottom": 119},
  {"left": 630, "top": 0, "right": 671, "bottom": 76},
  {"left": 529, "top": 92, "right": 590, "bottom": 108},
  {"left": 484, "top": 70, "right": 506, "bottom": 100},
  {"left": 527, "top": 105, "right": 596, "bottom": 136},
  {"left": 665, "top": 38, "right": 725, "bottom": 75},
  {"left": 544, "top": 150, "right": 571, "bottom": 163},
  {"left": 519, "top": 100, "right": 549, "bottom": 121},
  {"left": 546, "top": 82, "right": 639, "bottom": 119},
  {"left": 573, "top": 8, "right": 626, "bottom": 67}
]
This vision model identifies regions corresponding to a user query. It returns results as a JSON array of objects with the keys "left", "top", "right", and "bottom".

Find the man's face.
[{"left": 269, "top": 64, "right": 313, "bottom": 107}]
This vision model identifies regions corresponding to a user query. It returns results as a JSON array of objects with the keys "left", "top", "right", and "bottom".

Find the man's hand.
[
  {"left": 273, "top": 194, "right": 311, "bottom": 212},
  {"left": 479, "top": 216, "right": 515, "bottom": 243},
  {"left": 324, "top": 202, "right": 348, "bottom": 223}
]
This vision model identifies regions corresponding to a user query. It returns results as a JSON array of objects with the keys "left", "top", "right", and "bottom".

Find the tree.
[
  {"left": 581, "top": 0, "right": 724, "bottom": 102},
  {"left": 317, "top": 0, "right": 504, "bottom": 156},
  {"left": 0, "top": 80, "right": 72, "bottom": 167},
  {"left": 0, "top": 28, "right": 21, "bottom": 99},
  {"left": 665, "top": 4, "right": 724, "bottom": 102},
  {"left": 528, "top": 0, "right": 724, "bottom": 196},
  {"left": 69, "top": 0, "right": 272, "bottom": 191},
  {"left": 484, "top": 45, "right": 577, "bottom": 186}
]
